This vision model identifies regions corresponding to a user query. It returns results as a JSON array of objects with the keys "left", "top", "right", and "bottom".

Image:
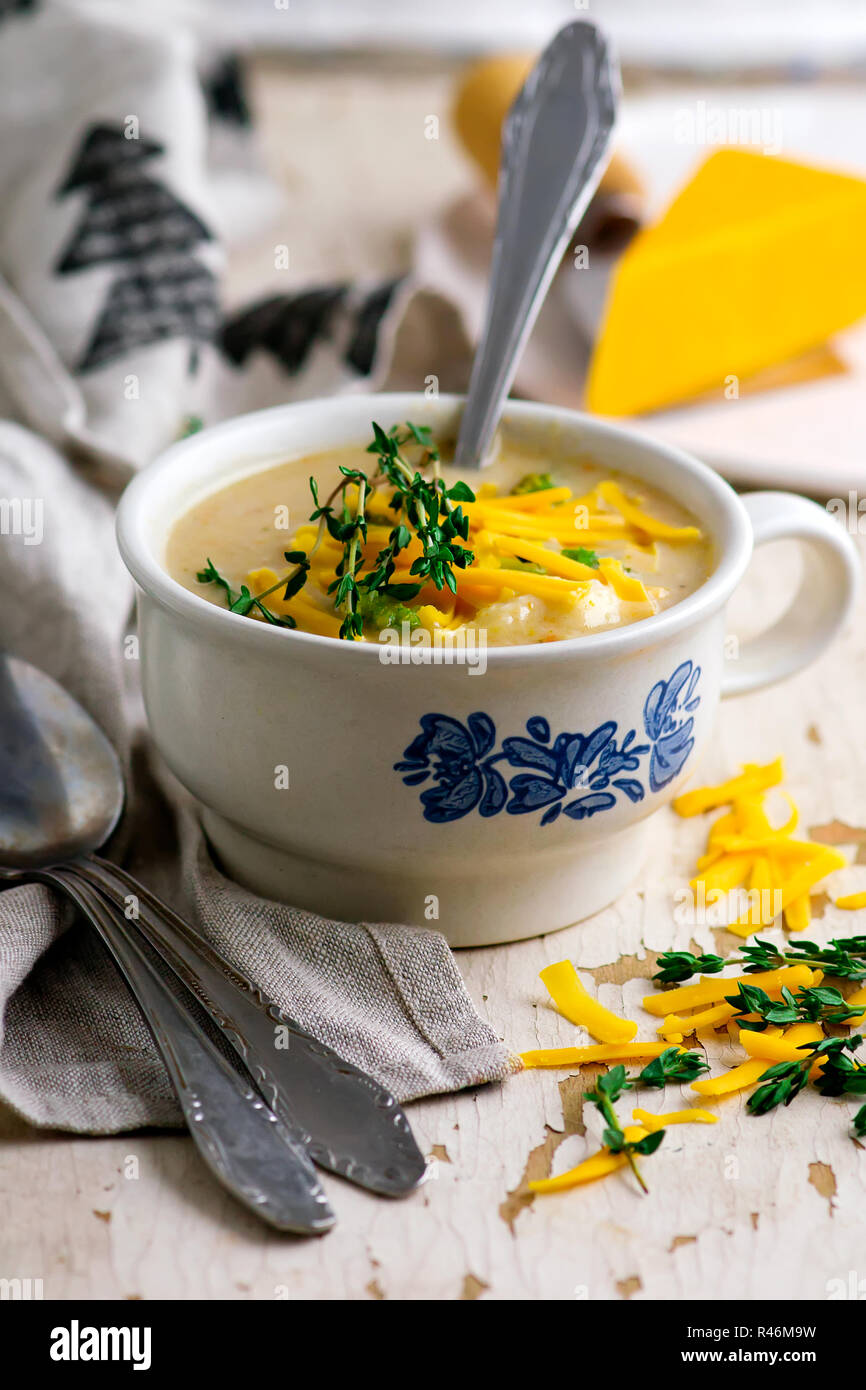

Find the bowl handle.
[{"left": 721, "top": 491, "right": 860, "bottom": 698}]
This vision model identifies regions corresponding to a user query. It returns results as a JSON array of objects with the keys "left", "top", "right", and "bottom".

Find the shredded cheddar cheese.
[
  {"left": 539, "top": 961, "right": 638, "bottom": 1044},
  {"left": 672, "top": 760, "right": 785, "bottom": 817},
  {"left": 488, "top": 534, "right": 600, "bottom": 582},
  {"left": 657, "top": 1002, "right": 736, "bottom": 1038},
  {"left": 738, "top": 1022, "right": 824, "bottom": 1064},
  {"left": 691, "top": 1058, "right": 772, "bottom": 1099},
  {"left": 520, "top": 1042, "right": 680, "bottom": 1069},
  {"left": 728, "top": 848, "right": 845, "bottom": 936},
  {"left": 529, "top": 1127, "right": 649, "bottom": 1193},
  {"left": 632, "top": 1107, "right": 717, "bottom": 1130},
  {"left": 672, "top": 761, "right": 846, "bottom": 935},
  {"left": 597, "top": 480, "right": 702, "bottom": 541},
  {"left": 596, "top": 556, "right": 651, "bottom": 602},
  {"left": 845, "top": 985, "right": 866, "bottom": 1027},
  {"left": 453, "top": 566, "right": 592, "bottom": 603},
  {"left": 641, "top": 964, "right": 817, "bottom": 1017}
]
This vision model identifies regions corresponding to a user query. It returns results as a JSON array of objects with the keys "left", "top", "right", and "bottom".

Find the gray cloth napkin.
[
  {"left": 0, "top": 820, "right": 514, "bottom": 1133},
  {"left": 0, "top": 2, "right": 515, "bottom": 1134}
]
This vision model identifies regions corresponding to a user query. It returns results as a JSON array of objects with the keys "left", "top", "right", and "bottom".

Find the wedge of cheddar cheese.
[{"left": 585, "top": 148, "right": 866, "bottom": 417}]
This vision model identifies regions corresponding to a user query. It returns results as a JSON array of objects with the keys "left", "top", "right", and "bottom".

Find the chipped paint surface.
[
  {"left": 616, "top": 1275, "right": 643, "bottom": 1299},
  {"left": 810, "top": 892, "right": 831, "bottom": 920},
  {"left": 811, "top": 820, "right": 866, "bottom": 863},
  {"left": 461, "top": 1274, "right": 490, "bottom": 1300},
  {"left": 499, "top": 1073, "right": 594, "bottom": 1232},
  {"left": 669, "top": 1234, "right": 697, "bottom": 1252},
  {"left": 808, "top": 1162, "right": 837, "bottom": 1214}
]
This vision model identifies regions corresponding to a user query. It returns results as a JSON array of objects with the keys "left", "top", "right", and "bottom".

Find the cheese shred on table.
[
  {"left": 672, "top": 759, "right": 848, "bottom": 936},
  {"left": 539, "top": 960, "right": 638, "bottom": 1044}
]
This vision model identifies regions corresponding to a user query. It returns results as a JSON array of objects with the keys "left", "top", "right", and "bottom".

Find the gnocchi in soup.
[{"left": 166, "top": 423, "right": 712, "bottom": 646}]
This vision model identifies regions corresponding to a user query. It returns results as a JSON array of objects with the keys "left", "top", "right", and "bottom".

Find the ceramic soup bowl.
[{"left": 116, "top": 394, "right": 859, "bottom": 946}]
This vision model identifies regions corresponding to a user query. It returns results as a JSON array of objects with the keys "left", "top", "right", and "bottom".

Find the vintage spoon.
[
  {"left": 0, "top": 655, "right": 333, "bottom": 1233},
  {"left": 24, "top": 863, "right": 335, "bottom": 1234},
  {"left": 65, "top": 853, "right": 427, "bottom": 1198},
  {"left": 0, "top": 654, "right": 426, "bottom": 1198},
  {"left": 453, "top": 19, "right": 618, "bottom": 469}
]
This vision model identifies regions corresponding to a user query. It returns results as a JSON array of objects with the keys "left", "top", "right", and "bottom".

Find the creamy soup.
[{"left": 166, "top": 428, "right": 712, "bottom": 646}]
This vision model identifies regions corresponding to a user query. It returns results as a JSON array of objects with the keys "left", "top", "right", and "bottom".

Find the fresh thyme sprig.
[
  {"left": 747, "top": 1035, "right": 866, "bottom": 1116},
  {"left": 654, "top": 936, "right": 866, "bottom": 986},
  {"left": 586, "top": 1066, "right": 664, "bottom": 1194},
  {"left": 363, "top": 421, "right": 475, "bottom": 599},
  {"left": 327, "top": 467, "right": 369, "bottom": 639},
  {"left": 584, "top": 1048, "right": 709, "bottom": 1193},
  {"left": 746, "top": 1054, "right": 813, "bottom": 1116},
  {"left": 637, "top": 1047, "right": 710, "bottom": 1088},
  {"left": 199, "top": 422, "right": 476, "bottom": 641},
  {"left": 725, "top": 982, "right": 865, "bottom": 1032},
  {"left": 653, "top": 950, "right": 727, "bottom": 984},
  {"left": 814, "top": 1036, "right": 866, "bottom": 1097},
  {"left": 776, "top": 936, "right": 866, "bottom": 981},
  {"left": 196, "top": 558, "right": 295, "bottom": 628}
]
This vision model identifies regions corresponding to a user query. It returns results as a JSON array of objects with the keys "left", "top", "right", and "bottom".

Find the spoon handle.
[
  {"left": 48, "top": 867, "right": 335, "bottom": 1236},
  {"left": 69, "top": 855, "right": 427, "bottom": 1198},
  {"left": 453, "top": 20, "right": 618, "bottom": 470}
]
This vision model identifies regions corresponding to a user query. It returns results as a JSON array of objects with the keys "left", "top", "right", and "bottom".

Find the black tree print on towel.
[
  {"left": 203, "top": 54, "right": 252, "bottom": 128},
  {"left": 55, "top": 124, "right": 219, "bottom": 373},
  {"left": 218, "top": 278, "right": 403, "bottom": 378},
  {"left": 220, "top": 287, "right": 348, "bottom": 373},
  {"left": 344, "top": 278, "right": 403, "bottom": 375},
  {"left": 0, "top": 0, "right": 37, "bottom": 20}
]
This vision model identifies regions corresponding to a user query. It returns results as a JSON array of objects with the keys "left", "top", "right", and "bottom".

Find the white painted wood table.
[{"left": 1, "top": 55, "right": 864, "bottom": 1303}]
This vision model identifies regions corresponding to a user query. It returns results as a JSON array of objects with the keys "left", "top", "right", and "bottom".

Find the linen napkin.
[{"left": 0, "top": 0, "right": 518, "bottom": 1134}]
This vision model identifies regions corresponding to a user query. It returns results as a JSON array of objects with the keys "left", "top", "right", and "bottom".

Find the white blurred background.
[{"left": 203, "top": 0, "right": 866, "bottom": 70}]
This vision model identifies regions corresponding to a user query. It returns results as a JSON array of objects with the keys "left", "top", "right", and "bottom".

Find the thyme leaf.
[
  {"left": 747, "top": 1035, "right": 866, "bottom": 1115},
  {"left": 726, "top": 982, "right": 864, "bottom": 1029},
  {"left": 196, "top": 558, "right": 295, "bottom": 628},
  {"left": 583, "top": 1049, "right": 706, "bottom": 1193},
  {"left": 586, "top": 1066, "right": 657, "bottom": 1193},
  {"left": 654, "top": 936, "right": 866, "bottom": 985},
  {"left": 637, "top": 1047, "right": 710, "bottom": 1088},
  {"left": 653, "top": 950, "right": 726, "bottom": 984}
]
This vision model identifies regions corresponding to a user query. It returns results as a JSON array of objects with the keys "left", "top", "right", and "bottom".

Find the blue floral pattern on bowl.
[
  {"left": 643, "top": 659, "right": 702, "bottom": 793},
  {"left": 394, "top": 660, "right": 701, "bottom": 824}
]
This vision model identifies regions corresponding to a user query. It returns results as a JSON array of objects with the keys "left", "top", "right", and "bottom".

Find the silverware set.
[{"left": 0, "top": 654, "right": 425, "bottom": 1234}]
